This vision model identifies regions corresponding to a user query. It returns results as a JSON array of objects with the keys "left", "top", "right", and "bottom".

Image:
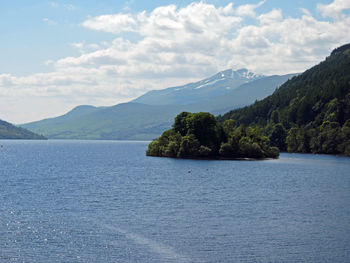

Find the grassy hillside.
[
  {"left": 0, "top": 119, "right": 46, "bottom": 139},
  {"left": 23, "top": 103, "right": 187, "bottom": 140},
  {"left": 22, "top": 105, "right": 101, "bottom": 135},
  {"left": 218, "top": 43, "right": 350, "bottom": 155}
]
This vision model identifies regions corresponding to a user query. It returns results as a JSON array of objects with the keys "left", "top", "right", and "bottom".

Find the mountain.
[
  {"left": 0, "top": 119, "right": 46, "bottom": 139},
  {"left": 218, "top": 43, "right": 350, "bottom": 156},
  {"left": 21, "top": 71, "right": 295, "bottom": 140},
  {"left": 23, "top": 105, "right": 101, "bottom": 136},
  {"left": 193, "top": 73, "right": 298, "bottom": 115},
  {"left": 133, "top": 69, "right": 264, "bottom": 105},
  {"left": 22, "top": 103, "right": 185, "bottom": 140}
]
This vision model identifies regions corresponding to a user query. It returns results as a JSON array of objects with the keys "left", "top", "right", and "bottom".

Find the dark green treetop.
[{"left": 147, "top": 112, "right": 279, "bottom": 159}]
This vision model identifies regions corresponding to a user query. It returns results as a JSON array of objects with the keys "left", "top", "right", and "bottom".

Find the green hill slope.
[
  {"left": 218, "top": 43, "right": 350, "bottom": 155},
  {"left": 22, "top": 105, "right": 101, "bottom": 136},
  {"left": 23, "top": 103, "right": 187, "bottom": 140},
  {"left": 0, "top": 119, "right": 46, "bottom": 139}
]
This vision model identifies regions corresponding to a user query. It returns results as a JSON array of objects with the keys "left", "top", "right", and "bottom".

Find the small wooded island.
[{"left": 146, "top": 112, "right": 279, "bottom": 159}]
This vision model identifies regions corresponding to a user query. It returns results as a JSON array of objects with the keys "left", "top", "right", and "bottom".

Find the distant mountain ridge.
[
  {"left": 0, "top": 119, "right": 46, "bottom": 139},
  {"left": 194, "top": 73, "right": 298, "bottom": 115},
  {"left": 22, "top": 103, "right": 184, "bottom": 140},
  {"left": 133, "top": 69, "right": 264, "bottom": 105},
  {"left": 21, "top": 69, "right": 296, "bottom": 140}
]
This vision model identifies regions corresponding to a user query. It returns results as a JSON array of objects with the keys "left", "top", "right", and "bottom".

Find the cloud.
[
  {"left": 82, "top": 13, "right": 138, "bottom": 34},
  {"left": 88, "top": 43, "right": 100, "bottom": 50},
  {"left": 258, "top": 9, "right": 283, "bottom": 25},
  {"left": 70, "top": 42, "right": 84, "bottom": 49},
  {"left": 2, "top": 0, "right": 350, "bottom": 123},
  {"left": 77, "top": 2, "right": 241, "bottom": 77},
  {"left": 235, "top": 0, "right": 265, "bottom": 17},
  {"left": 69, "top": 42, "right": 101, "bottom": 54},
  {"left": 83, "top": 2, "right": 241, "bottom": 37},
  {"left": 44, "top": 59, "right": 55, "bottom": 66},
  {"left": 43, "top": 18, "right": 57, "bottom": 26},
  {"left": 78, "top": 0, "right": 350, "bottom": 76},
  {"left": 0, "top": 74, "right": 15, "bottom": 87},
  {"left": 317, "top": 0, "right": 350, "bottom": 19}
]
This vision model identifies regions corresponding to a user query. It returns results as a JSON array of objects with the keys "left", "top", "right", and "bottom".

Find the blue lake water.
[{"left": 0, "top": 140, "right": 349, "bottom": 263}]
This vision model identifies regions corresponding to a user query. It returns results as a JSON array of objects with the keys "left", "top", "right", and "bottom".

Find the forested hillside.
[
  {"left": 0, "top": 119, "right": 46, "bottom": 139},
  {"left": 218, "top": 43, "right": 350, "bottom": 156}
]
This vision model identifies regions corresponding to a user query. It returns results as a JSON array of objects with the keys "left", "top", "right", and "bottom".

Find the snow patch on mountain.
[
  {"left": 192, "top": 68, "right": 263, "bottom": 90},
  {"left": 132, "top": 68, "right": 266, "bottom": 105},
  {"left": 194, "top": 78, "right": 223, "bottom": 89}
]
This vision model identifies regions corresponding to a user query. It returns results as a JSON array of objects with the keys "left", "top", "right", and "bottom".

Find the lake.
[{"left": 0, "top": 140, "right": 349, "bottom": 263}]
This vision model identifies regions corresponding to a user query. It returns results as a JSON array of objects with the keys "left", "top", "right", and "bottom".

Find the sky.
[{"left": 1, "top": 0, "right": 350, "bottom": 123}]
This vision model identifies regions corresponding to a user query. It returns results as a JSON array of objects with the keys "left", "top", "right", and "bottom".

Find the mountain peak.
[
  {"left": 211, "top": 68, "right": 264, "bottom": 82},
  {"left": 225, "top": 68, "right": 263, "bottom": 80},
  {"left": 133, "top": 68, "right": 266, "bottom": 106}
]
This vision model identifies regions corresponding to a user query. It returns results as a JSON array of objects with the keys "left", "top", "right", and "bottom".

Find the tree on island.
[{"left": 146, "top": 112, "right": 279, "bottom": 159}]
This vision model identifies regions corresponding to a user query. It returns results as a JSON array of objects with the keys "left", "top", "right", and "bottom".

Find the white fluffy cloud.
[
  {"left": 317, "top": 0, "right": 350, "bottom": 19},
  {"left": 57, "top": 0, "right": 350, "bottom": 76},
  {"left": 235, "top": 0, "right": 265, "bottom": 17},
  {"left": 82, "top": 13, "right": 138, "bottom": 34},
  {"left": 1, "top": 0, "right": 350, "bottom": 123}
]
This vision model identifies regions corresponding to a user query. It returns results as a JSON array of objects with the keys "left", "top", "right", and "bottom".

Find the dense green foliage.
[
  {"left": 0, "top": 119, "right": 46, "bottom": 139},
  {"left": 218, "top": 43, "right": 350, "bottom": 156},
  {"left": 146, "top": 112, "right": 279, "bottom": 159}
]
